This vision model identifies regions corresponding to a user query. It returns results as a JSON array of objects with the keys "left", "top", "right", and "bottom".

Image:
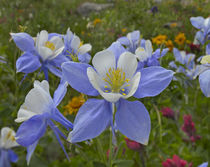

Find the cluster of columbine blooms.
[{"left": 0, "top": 16, "right": 209, "bottom": 166}]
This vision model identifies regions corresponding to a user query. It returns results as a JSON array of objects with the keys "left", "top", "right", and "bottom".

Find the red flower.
[
  {"left": 162, "top": 155, "right": 191, "bottom": 167},
  {"left": 124, "top": 137, "right": 142, "bottom": 151},
  {"left": 181, "top": 115, "right": 200, "bottom": 142},
  {"left": 189, "top": 43, "right": 200, "bottom": 53},
  {"left": 160, "top": 107, "right": 175, "bottom": 120}
]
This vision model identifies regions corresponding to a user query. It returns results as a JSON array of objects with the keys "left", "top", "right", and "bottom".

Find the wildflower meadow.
[{"left": 0, "top": 0, "right": 210, "bottom": 166}]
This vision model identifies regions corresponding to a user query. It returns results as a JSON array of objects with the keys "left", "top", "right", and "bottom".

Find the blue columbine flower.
[
  {"left": 135, "top": 40, "right": 168, "bottom": 69},
  {"left": 117, "top": 30, "right": 145, "bottom": 53},
  {"left": 15, "top": 80, "right": 73, "bottom": 164},
  {"left": 190, "top": 16, "right": 210, "bottom": 45},
  {"left": 62, "top": 28, "right": 92, "bottom": 63},
  {"left": 62, "top": 42, "right": 173, "bottom": 145},
  {"left": 197, "top": 44, "right": 210, "bottom": 97},
  {"left": 0, "top": 127, "right": 19, "bottom": 167},
  {"left": 11, "top": 30, "right": 68, "bottom": 80},
  {"left": 169, "top": 48, "right": 196, "bottom": 79}
]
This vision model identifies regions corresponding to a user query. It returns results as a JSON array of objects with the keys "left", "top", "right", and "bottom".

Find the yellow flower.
[
  {"left": 174, "top": 33, "right": 186, "bottom": 45},
  {"left": 152, "top": 35, "right": 167, "bottom": 45},
  {"left": 63, "top": 94, "right": 86, "bottom": 115},
  {"left": 81, "top": 31, "right": 85, "bottom": 35},
  {"left": 165, "top": 40, "right": 174, "bottom": 51},
  {"left": 170, "top": 23, "right": 177, "bottom": 28},
  {"left": 121, "top": 28, "right": 127, "bottom": 33},
  {"left": 93, "top": 18, "right": 102, "bottom": 26}
]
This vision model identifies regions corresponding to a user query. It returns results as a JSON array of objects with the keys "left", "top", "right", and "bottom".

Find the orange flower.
[
  {"left": 152, "top": 35, "right": 167, "bottom": 45},
  {"left": 121, "top": 28, "right": 127, "bottom": 33},
  {"left": 170, "top": 23, "right": 177, "bottom": 28},
  {"left": 93, "top": 18, "right": 102, "bottom": 26},
  {"left": 174, "top": 33, "right": 186, "bottom": 45},
  {"left": 165, "top": 40, "right": 174, "bottom": 51},
  {"left": 63, "top": 94, "right": 86, "bottom": 115}
]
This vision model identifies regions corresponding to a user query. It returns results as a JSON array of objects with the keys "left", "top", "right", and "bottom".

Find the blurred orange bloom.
[
  {"left": 174, "top": 33, "right": 186, "bottom": 45},
  {"left": 152, "top": 35, "right": 167, "bottom": 45}
]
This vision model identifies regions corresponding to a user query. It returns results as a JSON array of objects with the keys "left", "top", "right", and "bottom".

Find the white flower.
[
  {"left": 135, "top": 40, "right": 153, "bottom": 62},
  {"left": 66, "top": 28, "right": 92, "bottom": 56},
  {"left": 0, "top": 127, "right": 19, "bottom": 149},
  {"left": 36, "top": 30, "right": 64, "bottom": 61},
  {"left": 15, "top": 80, "right": 53, "bottom": 123},
  {"left": 87, "top": 50, "right": 141, "bottom": 103}
]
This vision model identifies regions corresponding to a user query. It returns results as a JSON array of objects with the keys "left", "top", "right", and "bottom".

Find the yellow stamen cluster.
[
  {"left": 6, "top": 130, "right": 16, "bottom": 142},
  {"left": 63, "top": 94, "right": 86, "bottom": 115},
  {"left": 201, "top": 55, "right": 210, "bottom": 64},
  {"left": 45, "top": 41, "right": 55, "bottom": 51},
  {"left": 103, "top": 67, "right": 130, "bottom": 93}
]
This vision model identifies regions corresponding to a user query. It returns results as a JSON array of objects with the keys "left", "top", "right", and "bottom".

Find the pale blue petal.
[
  {"left": 199, "top": 69, "right": 210, "bottom": 97},
  {"left": 11, "top": 33, "right": 35, "bottom": 52},
  {"left": 198, "top": 162, "right": 208, "bottom": 167},
  {"left": 16, "top": 52, "right": 41, "bottom": 73},
  {"left": 53, "top": 79, "right": 68, "bottom": 106},
  {"left": 78, "top": 53, "right": 91, "bottom": 63},
  {"left": 130, "top": 30, "right": 140, "bottom": 42},
  {"left": 195, "top": 31, "right": 205, "bottom": 44},
  {"left": 26, "top": 140, "right": 39, "bottom": 165},
  {"left": 16, "top": 114, "right": 47, "bottom": 147},
  {"left": 69, "top": 99, "right": 112, "bottom": 143},
  {"left": 0, "top": 150, "right": 11, "bottom": 167},
  {"left": 46, "top": 63, "right": 62, "bottom": 78},
  {"left": 161, "top": 48, "right": 169, "bottom": 57},
  {"left": 115, "top": 99, "right": 150, "bottom": 145},
  {"left": 8, "top": 150, "right": 18, "bottom": 163},
  {"left": 173, "top": 48, "right": 183, "bottom": 64},
  {"left": 117, "top": 37, "right": 130, "bottom": 46},
  {"left": 134, "top": 66, "right": 174, "bottom": 98},
  {"left": 62, "top": 61, "right": 99, "bottom": 96},
  {"left": 206, "top": 43, "right": 210, "bottom": 55},
  {"left": 190, "top": 16, "right": 205, "bottom": 29},
  {"left": 108, "top": 41, "right": 126, "bottom": 62}
]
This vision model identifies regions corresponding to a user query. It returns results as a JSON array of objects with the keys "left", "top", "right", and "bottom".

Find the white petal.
[
  {"left": 78, "top": 44, "right": 92, "bottom": 55},
  {"left": 145, "top": 40, "right": 153, "bottom": 57},
  {"left": 0, "top": 127, "right": 19, "bottom": 149},
  {"left": 123, "top": 72, "right": 141, "bottom": 99},
  {"left": 39, "top": 46, "right": 53, "bottom": 61},
  {"left": 66, "top": 28, "right": 73, "bottom": 42},
  {"left": 92, "top": 50, "right": 116, "bottom": 77},
  {"left": 36, "top": 30, "right": 48, "bottom": 52},
  {"left": 49, "top": 36, "right": 64, "bottom": 50},
  {"left": 117, "top": 52, "right": 137, "bottom": 78},
  {"left": 34, "top": 80, "right": 50, "bottom": 94},
  {"left": 49, "top": 46, "right": 64, "bottom": 60},
  {"left": 87, "top": 67, "right": 122, "bottom": 102},
  {"left": 70, "top": 35, "right": 80, "bottom": 50},
  {"left": 15, "top": 80, "right": 53, "bottom": 123},
  {"left": 135, "top": 47, "right": 148, "bottom": 62}
]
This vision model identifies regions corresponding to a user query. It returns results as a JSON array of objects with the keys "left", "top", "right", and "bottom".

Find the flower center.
[
  {"left": 201, "top": 55, "right": 210, "bottom": 64},
  {"left": 103, "top": 67, "right": 130, "bottom": 94},
  {"left": 45, "top": 41, "right": 55, "bottom": 51}
]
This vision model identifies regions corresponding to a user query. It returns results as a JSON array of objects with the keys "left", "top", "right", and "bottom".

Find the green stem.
[
  {"left": 108, "top": 103, "right": 115, "bottom": 167},
  {"left": 153, "top": 105, "right": 162, "bottom": 143},
  {"left": 96, "top": 138, "right": 106, "bottom": 163}
]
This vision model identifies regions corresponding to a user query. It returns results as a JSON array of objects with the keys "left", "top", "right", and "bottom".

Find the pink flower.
[
  {"left": 124, "top": 137, "right": 142, "bottom": 151},
  {"left": 160, "top": 107, "right": 175, "bottom": 120},
  {"left": 181, "top": 115, "right": 200, "bottom": 142},
  {"left": 162, "top": 155, "right": 192, "bottom": 167}
]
